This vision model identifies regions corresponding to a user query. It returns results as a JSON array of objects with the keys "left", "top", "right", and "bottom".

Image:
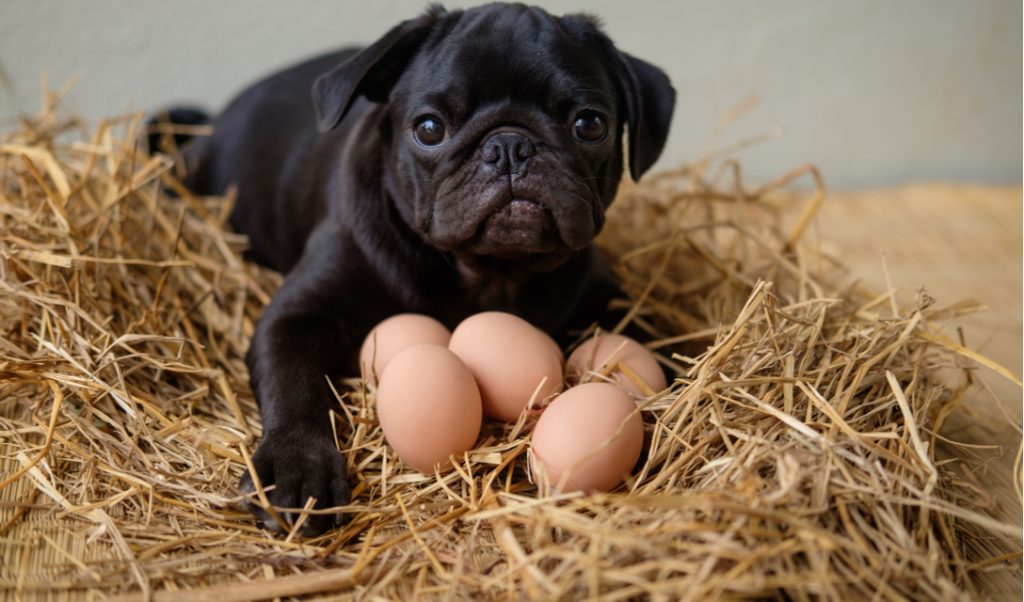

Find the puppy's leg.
[{"left": 238, "top": 230, "right": 360, "bottom": 535}]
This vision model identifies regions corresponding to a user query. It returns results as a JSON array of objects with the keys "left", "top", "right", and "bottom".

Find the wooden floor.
[
  {"left": 795, "top": 183, "right": 1023, "bottom": 596},
  {"left": 808, "top": 184, "right": 1020, "bottom": 419},
  {"left": 812, "top": 184, "right": 1021, "bottom": 424}
]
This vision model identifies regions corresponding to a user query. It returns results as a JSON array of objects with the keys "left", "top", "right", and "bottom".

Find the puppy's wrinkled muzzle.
[{"left": 475, "top": 199, "right": 559, "bottom": 254}]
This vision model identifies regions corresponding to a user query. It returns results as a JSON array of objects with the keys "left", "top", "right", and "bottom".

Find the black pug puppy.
[{"left": 178, "top": 2, "right": 675, "bottom": 534}]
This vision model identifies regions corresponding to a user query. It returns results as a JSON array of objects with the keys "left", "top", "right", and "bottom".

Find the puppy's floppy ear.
[
  {"left": 313, "top": 7, "right": 444, "bottom": 133},
  {"left": 613, "top": 52, "right": 676, "bottom": 181}
]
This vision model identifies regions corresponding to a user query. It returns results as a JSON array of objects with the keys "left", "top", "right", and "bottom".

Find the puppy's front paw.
[{"left": 239, "top": 430, "right": 352, "bottom": 536}]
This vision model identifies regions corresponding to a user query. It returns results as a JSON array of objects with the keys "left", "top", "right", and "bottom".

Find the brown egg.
[
  {"left": 529, "top": 382, "right": 644, "bottom": 493},
  {"left": 448, "top": 311, "right": 564, "bottom": 422},
  {"left": 375, "top": 344, "right": 482, "bottom": 473},
  {"left": 359, "top": 314, "right": 451, "bottom": 386},
  {"left": 566, "top": 333, "right": 666, "bottom": 397}
]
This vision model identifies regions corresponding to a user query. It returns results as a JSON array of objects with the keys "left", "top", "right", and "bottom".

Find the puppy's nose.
[{"left": 481, "top": 133, "right": 536, "bottom": 175}]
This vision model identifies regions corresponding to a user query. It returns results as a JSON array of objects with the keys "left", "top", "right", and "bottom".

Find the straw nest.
[{"left": 1, "top": 91, "right": 1021, "bottom": 601}]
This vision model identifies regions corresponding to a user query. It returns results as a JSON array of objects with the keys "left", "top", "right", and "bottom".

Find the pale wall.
[{"left": 1, "top": 0, "right": 1020, "bottom": 188}]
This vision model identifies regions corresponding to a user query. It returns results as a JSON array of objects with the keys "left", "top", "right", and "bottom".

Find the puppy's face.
[
  {"left": 387, "top": 11, "right": 621, "bottom": 272},
  {"left": 314, "top": 4, "right": 676, "bottom": 274}
]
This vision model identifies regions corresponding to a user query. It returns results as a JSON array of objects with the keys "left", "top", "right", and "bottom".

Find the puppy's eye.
[
  {"left": 573, "top": 111, "right": 607, "bottom": 143},
  {"left": 413, "top": 116, "right": 446, "bottom": 147}
]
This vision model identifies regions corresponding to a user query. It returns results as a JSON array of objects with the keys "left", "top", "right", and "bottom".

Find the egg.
[
  {"left": 375, "top": 344, "right": 482, "bottom": 473},
  {"left": 359, "top": 313, "right": 451, "bottom": 386},
  {"left": 566, "top": 333, "right": 666, "bottom": 397},
  {"left": 448, "top": 311, "right": 564, "bottom": 422},
  {"left": 529, "top": 382, "right": 644, "bottom": 493}
]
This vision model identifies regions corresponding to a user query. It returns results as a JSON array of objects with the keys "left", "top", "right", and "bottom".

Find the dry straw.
[{"left": 1, "top": 90, "right": 1020, "bottom": 601}]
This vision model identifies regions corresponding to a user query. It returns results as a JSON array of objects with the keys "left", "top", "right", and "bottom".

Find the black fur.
[
  {"left": 178, "top": 2, "right": 675, "bottom": 535},
  {"left": 146, "top": 107, "right": 210, "bottom": 156}
]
